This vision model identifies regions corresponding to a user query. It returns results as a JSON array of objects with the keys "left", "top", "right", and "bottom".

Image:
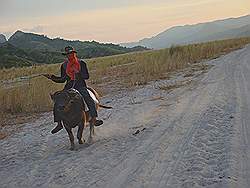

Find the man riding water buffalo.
[{"left": 44, "top": 46, "right": 103, "bottom": 134}]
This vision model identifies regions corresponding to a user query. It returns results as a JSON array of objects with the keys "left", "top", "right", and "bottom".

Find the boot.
[
  {"left": 90, "top": 117, "right": 103, "bottom": 127},
  {"left": 95, "top": 119, "right": 104, "bottom": 126},
  {"left": 51, "top": 121, "right": 63, "bottom": 134}
]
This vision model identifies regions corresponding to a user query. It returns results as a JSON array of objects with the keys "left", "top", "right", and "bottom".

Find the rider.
[{"left": 44, "top": 46, "right": 103, "bottom": 134}]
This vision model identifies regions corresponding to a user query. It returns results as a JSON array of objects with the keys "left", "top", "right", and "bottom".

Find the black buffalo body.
[{"left": 50, "top": 88, "right": 112, "bottom": 150}]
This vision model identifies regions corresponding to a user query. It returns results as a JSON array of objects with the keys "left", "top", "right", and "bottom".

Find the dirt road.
[{"left": 1, "top": 45, "right": 250, "bottom": 188}]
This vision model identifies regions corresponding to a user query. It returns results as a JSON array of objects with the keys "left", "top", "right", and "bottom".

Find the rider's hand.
[{"left": 43, "top": 74, "right": 53, "bottom": 79}]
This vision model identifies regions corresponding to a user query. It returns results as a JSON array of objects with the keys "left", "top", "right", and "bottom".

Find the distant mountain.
[
  {"left": 0, "top": 43, "right": 65, "bottom": 69},
  {"left": 121, "top": 15, "right": 250, "bottom": 49},
  {"left": 0, "top": 30, "right": 148, "bottom": 69},
  {"left": 0, "top": 34, "right": 7, "bottom": 43},
  {"left": 8, "top": 31, "right": 148, "bottom": 58},
  {"left": 0, "top": 43, "right": 34, "bottom": 68}
]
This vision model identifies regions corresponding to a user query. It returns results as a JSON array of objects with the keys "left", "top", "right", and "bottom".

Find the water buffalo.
[{"left": 50, "top": 87, "right": 111, "bottom": 150}]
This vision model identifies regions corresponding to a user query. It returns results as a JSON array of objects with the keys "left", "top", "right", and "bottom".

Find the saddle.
[{"left": 69, "top": 88, "right": 98, "bottom": 111}]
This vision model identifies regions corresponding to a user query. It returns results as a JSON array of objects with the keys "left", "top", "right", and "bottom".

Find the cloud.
[
  {"left": 23, "top": 25, "right": 45, "bottom": 33},
  {"left": 0, "top": 0, "right": 249, "bottom": 43}
]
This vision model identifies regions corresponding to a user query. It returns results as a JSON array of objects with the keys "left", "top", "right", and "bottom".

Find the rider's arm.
[{"left": 51, "top": 64, "right": 67, "bottom": 83}]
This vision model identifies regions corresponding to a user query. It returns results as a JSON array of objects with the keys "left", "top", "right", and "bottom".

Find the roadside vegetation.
[{"left": 1, "top": 37, "right": 250, "bottom": 128}]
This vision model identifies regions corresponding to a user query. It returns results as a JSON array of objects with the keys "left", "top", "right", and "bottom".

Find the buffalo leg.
[
  {"left": 89, "top": 119, "right": 95, "bottom": 142},
  {"left": 77, "top": 122, "right": 85, "bottom": 144},
  {"left": 65, "top": 126, "right": 75, "bottom": 150}
]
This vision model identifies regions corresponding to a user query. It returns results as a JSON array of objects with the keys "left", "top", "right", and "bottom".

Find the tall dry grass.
[
  {"left": 1, "top": 37, "right": 250, "bottom": 124},
  {"left": 90, "top": 37, "right": 250, "bottom": 86}
]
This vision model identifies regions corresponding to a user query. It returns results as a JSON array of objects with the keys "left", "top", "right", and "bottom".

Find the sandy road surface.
[{"left": 1, "top": 45, "right": 250, "bottom": 188}]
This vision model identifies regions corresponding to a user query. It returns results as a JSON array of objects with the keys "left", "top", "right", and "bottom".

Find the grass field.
[{"left": 1, "top": 37, "right": 250, "bottom": 126}]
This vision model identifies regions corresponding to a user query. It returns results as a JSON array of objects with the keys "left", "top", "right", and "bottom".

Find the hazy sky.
[{"left": 0, "top": 0, "right": 249, "bottom": 43}]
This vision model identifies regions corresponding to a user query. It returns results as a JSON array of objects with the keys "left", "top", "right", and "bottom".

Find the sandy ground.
[{"left": 1, "top": 45, "right": 250, "bottom": 188}]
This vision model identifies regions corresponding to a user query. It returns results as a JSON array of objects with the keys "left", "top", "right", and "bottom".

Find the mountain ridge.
[
  {"left": 0, "top": 30, "right": 148, "bottom": 69},
  {"left": 0, "top": 34, "right": 7, "bottom": 43},
  {"left": 8, "top": 30, "right": 148, "bottom": 57},
  {"left": 121, "top": 14, "right": 250, "bottom": 49}
]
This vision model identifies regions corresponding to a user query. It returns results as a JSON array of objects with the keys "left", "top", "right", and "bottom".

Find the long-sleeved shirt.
[{"left": 51, "top": 59, "right": 89, "bottom": 90}]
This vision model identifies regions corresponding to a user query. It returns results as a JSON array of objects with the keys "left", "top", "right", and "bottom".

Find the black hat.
[{"left": 62, "top": 46, "right": 77, "bottom": 55}]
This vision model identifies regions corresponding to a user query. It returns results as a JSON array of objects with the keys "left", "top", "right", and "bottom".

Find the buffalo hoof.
[
  {"left": 79, "top": 139, "right": 85, "bottom": 144},
  {"left": 88, "top": 137, "right": 94, "bottom": 144},
  {"left": 70, "top": 145, "right": 75, "bottom": 151}
]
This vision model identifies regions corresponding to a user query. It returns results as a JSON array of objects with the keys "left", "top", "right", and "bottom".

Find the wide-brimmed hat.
[{"left": 62, "top": 46, "right": 77, "bottom": 55}]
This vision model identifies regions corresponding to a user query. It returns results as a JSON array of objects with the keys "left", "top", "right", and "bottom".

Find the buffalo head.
[{"left": 50, "top": 89, "right": 83, "bottom": 114}]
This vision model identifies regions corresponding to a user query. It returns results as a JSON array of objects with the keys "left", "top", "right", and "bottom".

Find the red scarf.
[{"left": 66, "top": 53, "right": 80, "bottom": 80}]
